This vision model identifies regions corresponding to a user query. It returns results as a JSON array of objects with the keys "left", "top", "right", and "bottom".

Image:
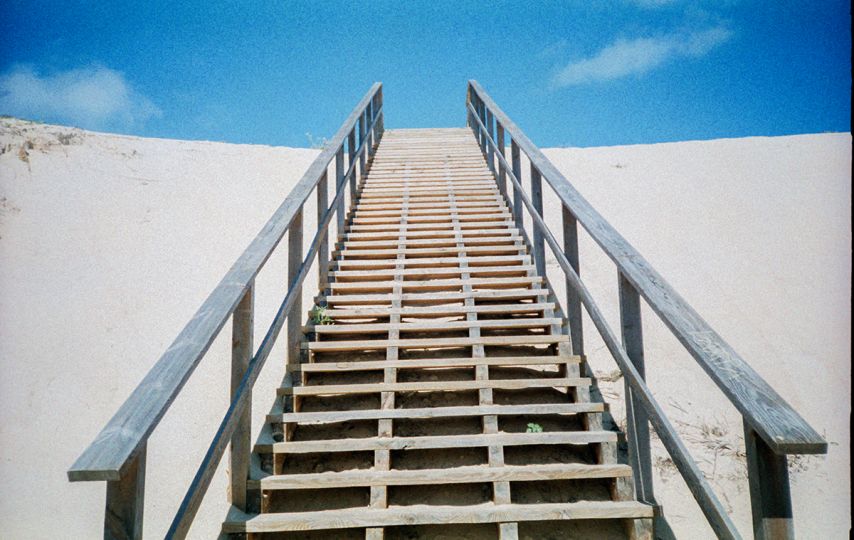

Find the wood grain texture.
[
  {"left": 222, "top": 501, "right": 653, "bottom": 533},
  {"left": 250, "top": 463, "right": 632, "bottom": 490},
  {"left": 269, "top": 402, "right": 602, "bottom": 424},
  {"left": 257, "top": 430, "right": 618, "bottom": 454}
]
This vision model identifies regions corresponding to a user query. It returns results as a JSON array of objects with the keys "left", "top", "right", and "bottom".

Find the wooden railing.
[
  {"left": 67, "top": 83, "right": 384, "bottom": 539},
  {"left": 466, "top": 80, "right": 826, "bottom": 540}
]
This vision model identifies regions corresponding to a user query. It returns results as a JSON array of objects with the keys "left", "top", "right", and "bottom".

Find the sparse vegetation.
[
  {"left": 310, "top": 305, "right": 334, "bottom": 325},
  {"left": 526, "top": 422, "right": 543, "bottom": 433}
]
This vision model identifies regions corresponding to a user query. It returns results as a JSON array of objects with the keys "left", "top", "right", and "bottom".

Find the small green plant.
[
  {"left": 310, "top": 305, "right": 333, "bottom": 325},
  {"left": 526, "top": 423, "right": 543, "bottom": 433}
]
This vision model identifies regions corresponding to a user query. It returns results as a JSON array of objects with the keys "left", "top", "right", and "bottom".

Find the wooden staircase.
[
  {"left": 68, "top": 83, "right": 826, "bottom": 540},
  {"left": 221, "top": 128, "right": 653, "bottom": 538}
]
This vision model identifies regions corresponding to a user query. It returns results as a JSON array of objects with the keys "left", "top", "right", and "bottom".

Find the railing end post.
[
  {"left": 744, "top": 419, "right": 795, "bottom": 540},
  {"left": 104, "top": 442, "right": 146, "bottom": 540}
]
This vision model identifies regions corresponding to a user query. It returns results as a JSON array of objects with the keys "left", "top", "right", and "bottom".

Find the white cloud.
[
  {"left": 0, "top": 65, "right": 161, "bottom": 129},
  {"left": 552, "top": 26, "right": 732, "bottom": 87}
]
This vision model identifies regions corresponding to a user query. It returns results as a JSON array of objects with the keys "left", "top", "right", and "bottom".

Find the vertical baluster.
[
  {"left": 744, "top": 422, "right": 795, "bottom": 540},
  {"left": 286, "top": 209, "right": 303, "bottom": 367},
  {"left": 335, "top": 147, "right": 346, "bottom": 239},
  {"left": 562, "top": 206, "right": 584, "bottom": 356},
  {"left": 511, "top": 141, "right": 523, "bottom": 229},
  {"left": 618, "top": 274, "right": 657, "bottom": 506},
  {"left": 486, "top": 109, "right": 495, "bottom": 174},
  {"left": 529, "top": 165, "right": 546, "bottom": 275},
  {"left": 366, "top": 101, "right": 374, "bottom": 158},
  {"left": 479, "top": 100, "right": 488, "bottom": 151},
  {"left": 348, "top": 129, "right": 357, "bottom": 206},
  {"left": 496, "top": 122, "right": 506, "bottom": 196},
  {"left": 466, "top": 85, "right": 473, "bottom": 127},
  {"left": 230, "top": 283, "right": 254, "bottom": 511},
  {"left": 317, "top": 172, "right": 329, "bottom": 291},
  {"left": 104, "top": 444, "right": 146, "bottom": 540},
  {"left": 376, "top": 86, "right": 384, "bottom": 136},
  {"left": 358, "top": 114, "right": 366, "bottom": 179}
]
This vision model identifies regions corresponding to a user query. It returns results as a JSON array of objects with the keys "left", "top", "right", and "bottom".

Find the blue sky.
[{"left": 1, "top": 1, "right": 850, "bottom": 147}]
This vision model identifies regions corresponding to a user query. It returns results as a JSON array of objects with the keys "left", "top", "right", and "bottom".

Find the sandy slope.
[{"left": 0, "top": 119, "right": 849, "bottom": 538}]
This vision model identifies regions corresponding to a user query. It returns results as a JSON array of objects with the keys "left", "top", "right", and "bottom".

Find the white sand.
[{"left": 0, "top": 119, "right": 849, "bottom": 538}]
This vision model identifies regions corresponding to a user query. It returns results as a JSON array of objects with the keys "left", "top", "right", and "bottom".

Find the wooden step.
[
  {"left": 277, "top": 377, "right": 589, "bottom": 397},
  {"left": 324, "top": 288, "right": 547, "bottom": 306},
  {"left": 306, "top": 317, "right": 561, "bottom": 335},
  {"left": 333, "top": 254, "right": 529, "bottom": 270},
  {"left": 340, "top": 235, "right": 516, "bottom": 249},
  {"left": 317, "top": 302, "right": 552, "bottom": 319},
  {"left": 329, "top": 264, "right": 532, "bottom": 281},
  {"left": 270, "top": 402, "right": 600, "bottom": 424},
  {"left": 346, "top": 220, "right": 512, "bottom": 232},
  {"left": 306, "top": 334, "right": 568, "bottom": 352},
  {"left": 249, "top": 463, "right": 632, "bottom": 490},
  {"left": 336, "top": 245, "right": 522, "bottom": 259},
  {"left": 326, "top": 276, "right": 540, "bottom": 293},
  {"left": 342, "top": 227, "right": 516, "bottom": 241},
  {"left": 293, "top": 354, "right": 579, "bottom": 372},
  {"left": 256, "top": 430, "right": 618, "bottom": 454},
  {"left": 222, "top": 501, "right": 653, "bottom": 533}
]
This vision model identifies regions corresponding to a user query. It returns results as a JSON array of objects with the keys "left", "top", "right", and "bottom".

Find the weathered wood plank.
[
  {"left": 318, "top": 301, "right": 551, "bottom": 319},
  {"left": 294, "top": 354, "right": 579, "bottom": 372},
  {"left": 306, "top": 334, "right": 568, "bottom": 352},
  {"left": 257, "top": 430, "right": 618, "bottom": 454},
  {"left": 269, "top": 402, "right": 601, "bottom": 424},
  {"left": 250, "top": 463, "right": 631, "bottom": 490},
  {"left": 306, "top": 317, "right": 560, "bottom": 334},
  {"left": 277, "top": 377, "right": 589, "bottom": 396},
  {"left": 229, "top": 284, "right": 254, "bottom": 511},
  {"left": 222, "top": 501, "right": 653, "bottom": 533}
]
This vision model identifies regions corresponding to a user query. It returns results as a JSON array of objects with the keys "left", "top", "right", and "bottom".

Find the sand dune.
[{"left": 0, "top": 118, "right": 849, "bottom": 538}]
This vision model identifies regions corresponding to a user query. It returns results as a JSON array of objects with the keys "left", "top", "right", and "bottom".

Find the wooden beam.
[
  {"left": 269, "top": 402, "right": 602, "bottom": 424},
  {"left": 257, "top": 430, "right": 618, "bottom": 454},
  {"left": 222, "top": 501, "right": 654, "bottom": 533}
]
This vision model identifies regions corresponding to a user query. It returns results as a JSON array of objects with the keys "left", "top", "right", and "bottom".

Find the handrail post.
[
  {"left": 511, "top": 140, "right": 523, "bottom": 229},
  {"left": 744, "top": 420, "right": 795, "bottom": 540},
  {"left": 486, "top": 109, "right": 495, "bottom": 174},
  {"left": 286, "top": 209, "right": 303, "bottom": 367},
  {"left": 618, "top": 273, "right": 655, "bottom": 506},
  {"left": 104, "top": 443, "right": 145, "bottom": 540},
  {"left": 466, "top": 85, "right": 473, "bottom": 127},
  {"left": 376, "top": 86, "right": 384, "bottom": 136},
  {"left": 476, "top": 99, "right": 486, "bottom": 150},
  {"left": 366, "top": 102, "right": 374, "bottom": 158},
  {"left": 335, "top": 147, "right": 346, "bottom": 237},
  {"left": 348, "top": 128, "right": 358, "bottom": 205},
  {"left": 317, "top": 172, "right": 329, "bottom": 291},
  {"left": 358, "top": 115, "right": 366, "bottom": 178},
  {"left": 530, "top": 164, "right": 546, "bottom": 275},
  {"left": 496, "top": 122, "right": 506, "bottom": 196},
  {"left": 229, "top": 282, "right": 254, "bottom": 511},
  {"left": 563, "top": 205, "right": 584, "bottom": 356}
]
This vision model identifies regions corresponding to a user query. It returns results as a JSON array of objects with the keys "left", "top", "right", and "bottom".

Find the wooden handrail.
[
  {"left": 167, "top": 102, "right": 384, "bottom": 538},
  {"left": 467, "top": 80, "right": 825, "bottom": 457},
  {"left": 467, "top": 81, "right": 827, "bottom": 539},
  {"left": 67, "top": 83, "right": 383, "bottom": 539},
  {"left": 68, "top": 83, "right": 382, "bottom": 484},
  {"left": 466, "top": 100, "right": 740, "bottom": 538}
]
